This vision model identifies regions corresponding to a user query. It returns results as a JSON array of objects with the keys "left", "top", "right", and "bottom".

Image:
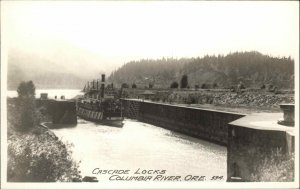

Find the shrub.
[
  {"left": 170, "top": 82, "right": 179, "bottom": 88},
  {"left": 7, "top": 129, "right": 81, "bottom": 182},
  {"left": 121, "top": 83, "right": 129, "bottom": 88},
  {"left": 213, "top": 83, "right": 218, "bottom": 89},
  {"left": 186, "top": 94, "right": 197, "bottom": 104},
  {"left": 7, "top": 82, "right": 82, "bottom": 182},
  {"left": 201, "top": 83, "right": 208, "bottom": 89},
  {"left": 10, "top": 97, "right": 37, "bottom": 132},
  {"left": 250, "top": 149, "right": 294, "bottom": 182},
  {"left": 20, "top": 98, "right": 37, "bottom": 131}
]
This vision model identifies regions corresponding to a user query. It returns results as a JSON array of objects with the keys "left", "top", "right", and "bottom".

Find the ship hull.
[{"left": 77, "top": 106, "right": 124, "bottom": 127}]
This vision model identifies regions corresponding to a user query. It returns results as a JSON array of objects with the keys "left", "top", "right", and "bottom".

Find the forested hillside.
[{"left": 108, "top": 51, "right": 294, "bottom": 89}]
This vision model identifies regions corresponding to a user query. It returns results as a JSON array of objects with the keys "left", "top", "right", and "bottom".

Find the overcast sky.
[{"left": 2, "top": 1, "right": 299, "bottom": 73}]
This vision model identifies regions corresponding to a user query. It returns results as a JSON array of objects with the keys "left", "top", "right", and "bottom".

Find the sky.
[{"left": 2, "top": 1, "right": 299, "bottom": 74}]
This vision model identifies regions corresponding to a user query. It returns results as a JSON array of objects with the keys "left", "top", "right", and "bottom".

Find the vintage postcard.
[{"left": 1, "top": 1, "right": 299, "bottom": 189}]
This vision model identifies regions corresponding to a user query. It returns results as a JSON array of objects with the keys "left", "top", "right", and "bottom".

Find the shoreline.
[{"left": 7, "top": 97, "right": 82, "bottom": 182}]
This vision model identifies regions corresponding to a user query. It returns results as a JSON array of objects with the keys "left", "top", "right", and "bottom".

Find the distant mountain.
[
  {"left": 7, "top": 48, "right": 105, "bottom": 90},
  {"left": 108, "top": 51, "right": 294, "bottom": 89}
]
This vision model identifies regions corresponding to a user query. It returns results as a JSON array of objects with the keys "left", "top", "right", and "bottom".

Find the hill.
[
  {"left": 7, "top": 48, "right": 105, "bottom": 90},
  {"left": 108, "top": 51, "right": 294, "bottom": 89}
]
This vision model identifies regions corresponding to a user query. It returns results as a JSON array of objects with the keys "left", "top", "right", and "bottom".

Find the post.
[
  {"left": 97, "top": 80, "right": 99, "bottom": 90},
  {"left": 101, "top": 74, "right": 105, "bottom": 98},
  {"left": 278, "top": 104, "right": 295, "bottom": 126}
]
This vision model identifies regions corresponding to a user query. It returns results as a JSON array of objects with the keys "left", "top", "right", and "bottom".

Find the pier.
[
  {"left": 36, "top": 98, "right": 77, "bottom": 125},
  {"left": 121, "top": 98, "right": 295, "bottom": 181},
  {"left": 121, "top": 99, "right": 245, "bottom": 145}
]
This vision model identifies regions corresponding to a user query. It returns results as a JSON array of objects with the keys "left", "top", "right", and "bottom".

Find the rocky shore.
[{"left": 154, "top": 91, "right": 294, "bottom": 111}]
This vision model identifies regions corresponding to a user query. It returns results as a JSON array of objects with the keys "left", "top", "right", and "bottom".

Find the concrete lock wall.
[
  {"left": 122, "top": 99, "right": 245, "bottom": 145},
  {"left": 227, "top": 113, "right": 295, "bottom": 182},
  {"left": 49, "top": 100, "right": 77, "bottom": 125},
  {"left": 227, "top": 126, "right": 288, "bottom": 181}
]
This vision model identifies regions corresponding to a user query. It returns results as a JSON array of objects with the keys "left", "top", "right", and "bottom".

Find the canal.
[
  {"left": 8, "top": 89, "right": 227, "bottom": 181},
  {"left": 52, "top": 118, "right": 227, "bottom": 182}
]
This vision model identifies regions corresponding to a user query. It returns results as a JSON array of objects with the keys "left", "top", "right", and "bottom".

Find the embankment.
[
  {"left": 122, "top": 88, "right": 294, "bottom": 109},
  {"left": 7, "top": 97, "right": 81, "bottom": 182},
  {"left": 167, "top": 90, "right": 294, "bottom": 108}
]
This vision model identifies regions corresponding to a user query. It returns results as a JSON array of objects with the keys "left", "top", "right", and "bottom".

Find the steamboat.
[{"left": 76, "top": 74, "right": 124, "bottom": 127}]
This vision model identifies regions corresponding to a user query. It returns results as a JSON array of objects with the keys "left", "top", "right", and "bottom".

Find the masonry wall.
[
  {"left": 48, "top": 100, "right": 77, "bottom": 125},
  {"left": 227, "top": 123, "right": 295, "bottom": 181},
  {"left": 7, "top": 98, "right": 77, "bottom": 128},
  {"left": 122, "top": 99, "right": 245, "bottom": 145}
]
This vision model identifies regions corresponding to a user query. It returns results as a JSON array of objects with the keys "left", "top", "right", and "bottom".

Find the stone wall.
[
  {"left": 227, "top": 113, "right": 295, "bottom": 181},
  {"left": 121, "top": 99, "right": 295, "bottom": 181},
  {"left": 48, "top": 100, "right": 77, "bottom": 125},
  {"left": 121, "top": 99, "right": 245, "bottom": 145}
]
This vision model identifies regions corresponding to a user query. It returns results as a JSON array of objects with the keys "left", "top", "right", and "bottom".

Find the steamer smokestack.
[{"left": 101, "top": 74, "right": 105, "bottom": 98}]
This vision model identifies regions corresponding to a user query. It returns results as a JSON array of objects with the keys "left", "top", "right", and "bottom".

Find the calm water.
[
  {"left": 8, "top": 89, "right": 227, "bottom": 181},
  {"left": 52, "top": 119, "right": 227, "bottom": 182}
]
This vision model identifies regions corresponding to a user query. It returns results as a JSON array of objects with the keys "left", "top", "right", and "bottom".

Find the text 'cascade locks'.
[{"left": 92, "top": 168, "right": 224, "bottom": 181}]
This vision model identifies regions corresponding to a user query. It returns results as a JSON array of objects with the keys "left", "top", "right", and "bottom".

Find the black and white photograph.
[{"left": 1, "top": 1, "right": 299, "bottom": 189}]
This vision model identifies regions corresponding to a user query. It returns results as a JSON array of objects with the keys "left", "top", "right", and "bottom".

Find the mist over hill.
[
  {"left": 7, "top": 48, "right": 105, "bottom": 90},
  {"left": 108, "top": 51, "right": 294, "bottom": 89},
  {"left": 8, "top": 50, "right": 294, "bottom": 90}
]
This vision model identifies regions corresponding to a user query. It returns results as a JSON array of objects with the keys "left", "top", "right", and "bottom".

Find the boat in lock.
[{"left": 76, "top": 74, "right": 124, "bottom": 127}]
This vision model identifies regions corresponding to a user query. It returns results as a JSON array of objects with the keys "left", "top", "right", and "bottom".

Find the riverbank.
[
  {"left": 7, "top": 97, "right": 82, "bottom": 182},
  {"left": 122, "top": 89, "right": 294, "bottom": 113},
  {"left": 156, "top": 91, "right": 294, "bottom": 108}
]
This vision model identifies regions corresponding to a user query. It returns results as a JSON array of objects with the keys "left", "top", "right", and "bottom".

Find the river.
[
  {"left": 7, "top": 89, "right": 83, "bottom": 99},
  {"left": 8, "top": 89, "right": 227, "bottom": 182},
  {"left": 52, "top": 119, "right": 227, "bottom": 182}
]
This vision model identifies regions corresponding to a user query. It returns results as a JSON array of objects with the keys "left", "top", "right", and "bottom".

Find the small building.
[{"left": 138, "top": 90, "right": 155, "bottom": 100}]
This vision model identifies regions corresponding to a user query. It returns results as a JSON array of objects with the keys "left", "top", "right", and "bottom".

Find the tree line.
[{"left": 108, "top": 51, "right": 294, "bottom": 89}]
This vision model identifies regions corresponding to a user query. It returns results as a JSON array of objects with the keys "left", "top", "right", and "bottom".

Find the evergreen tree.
[
  {"left": 180, "top": 75, "right": 188, "bottom": 88},
  {"left": 17, "top": 81, "right": 35, "bottom": 98},
  {"left": 16, "top": 81, "right": 37, "bottom": 131},
  {"left": 107, "top": 52, "right": 294, "bottom": 89},
  {"left": 149, "top": 83, "right": 153, "bottom": 89}
]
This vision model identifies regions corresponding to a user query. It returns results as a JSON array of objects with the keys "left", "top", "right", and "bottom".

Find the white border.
[{"left": 1, "top": 1, "right": 299, "bottom": 189}]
